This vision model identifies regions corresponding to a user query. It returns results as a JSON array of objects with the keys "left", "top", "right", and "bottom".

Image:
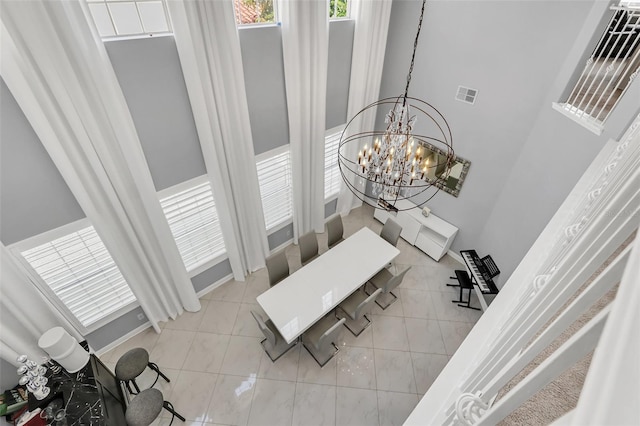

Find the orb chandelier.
[{"left": 338, "top": 0, "right": 454, "bottom": 211}]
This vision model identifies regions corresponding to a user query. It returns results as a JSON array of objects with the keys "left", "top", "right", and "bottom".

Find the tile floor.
[{"left": 100, "top": 205, "right": 482, "bottom": 426}]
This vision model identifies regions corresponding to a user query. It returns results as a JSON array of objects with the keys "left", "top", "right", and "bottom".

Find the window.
[
  {"left": 15, "top": 222, "right": 136, "bottom": 331},
  {"left": 86, "top": 0, "right": 172, "bottom": 39},
  {"left": 553, "top": 2, "right": 640, "bottom": 134},
  {"left": 325, "top": 126, "right": 344, "bottom": 200},
  {"left": 329, "top": 0, "right": 349, "bottom": 19},
  {"left": 233, "top": 0, "right": 276, "bottom": 25},
  {"left": 256, "top": 146, "right": 293, "bottom": 231},
  {"left": 159, "top": 177, "right": 226, "bottom": 274}
]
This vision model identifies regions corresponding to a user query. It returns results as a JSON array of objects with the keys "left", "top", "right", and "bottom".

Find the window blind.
[
  {"left": 159, "top": 180, "right": 226, "bottom": 272},
  {"left": 20, "top": 226, "right": 136, "bottom": 328},
  {"left": 324, "top": 129, "right": 342, "bottom": 199},
  {"left": 256, "top": 148, "right": 294, "bottom": 230}
]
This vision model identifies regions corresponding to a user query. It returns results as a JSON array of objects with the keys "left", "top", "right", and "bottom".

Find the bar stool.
[
  {"left": 125, "top": 388, "right": 185, "bottom": 426},
  {"left": 115, "top": 348, "right": 170, "bottom": 394},
  {"left": 447, "top": 270, "right": 480, "bottom": 310}
]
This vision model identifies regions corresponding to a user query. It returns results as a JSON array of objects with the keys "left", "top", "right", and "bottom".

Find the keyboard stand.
[{"left": 448, "top": 270, "right": 481, "bottom": 311}]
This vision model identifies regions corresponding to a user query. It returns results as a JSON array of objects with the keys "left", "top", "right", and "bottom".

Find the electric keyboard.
[{"left": 460, "top": 249, "right": 499, "bottom": 294}]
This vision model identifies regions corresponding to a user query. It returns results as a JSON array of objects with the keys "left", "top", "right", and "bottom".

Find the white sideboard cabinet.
[{"left": 373, "top": 199, "right": 458, "bottom": 261}]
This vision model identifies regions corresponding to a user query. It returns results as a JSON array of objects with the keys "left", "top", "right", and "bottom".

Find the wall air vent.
[{"left": 455, "top": 86, "right": 478, "bottom": 105}]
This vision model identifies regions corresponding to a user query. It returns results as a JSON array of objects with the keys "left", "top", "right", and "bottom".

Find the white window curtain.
[
  {"left": 0, "top": 244, "right": 82, "bottom": 367},
  {"left": 279, "top": 0, "right": 329, "bottom": 238},
  {"left": 336, "top": 0, "right": 393, "bottom": 216},
  {"left": 0, "top": 0, "right": 200, "bottom": 333},
  {"left": 167, "top": 0, "right": 269, "bottom": 277}
]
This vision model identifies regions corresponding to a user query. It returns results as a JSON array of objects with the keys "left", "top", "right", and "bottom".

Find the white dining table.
[{"left": 256, "top": 227, "right": 400, "bottom": 344}]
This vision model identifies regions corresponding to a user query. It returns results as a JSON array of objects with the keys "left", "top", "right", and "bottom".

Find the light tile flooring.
[{"left": 100, "top": 205, "right": 482, "bottom": 426}]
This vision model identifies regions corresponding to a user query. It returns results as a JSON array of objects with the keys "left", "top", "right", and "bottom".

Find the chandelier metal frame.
[{"left": 337, "top": 0, "right": 455, "bottom": 211}]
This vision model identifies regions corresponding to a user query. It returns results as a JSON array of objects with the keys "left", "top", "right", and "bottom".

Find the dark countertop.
[{"left": 28, "top": 359, "right": 105, "bottom": 426}]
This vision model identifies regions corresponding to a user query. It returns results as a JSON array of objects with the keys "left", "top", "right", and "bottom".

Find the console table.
[
  {"left": 28, "top": 354, "right": 126, "bottom": 425},
  {"left": 374, "top": 199, "right": 458, "bottom": 261}
]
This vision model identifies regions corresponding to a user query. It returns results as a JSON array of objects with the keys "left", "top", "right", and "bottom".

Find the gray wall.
[
  {"left": 105, "top": 36, "right": 207, "bottom": 192},
  {"left": 0, "top": 79, "right": 86, "bottom": 245},
  {"left": 191, "top": 259, "right": 233, "bottom": 293},
  {"left": 325, "top": 198, "right": 338, "bottom": 218},
  {"left": 475, "top": 1, "right": 640, "bottom": 287},
  {"left": 268, "top": 223, "right": 294, "bottom": 250},
  {"left": 85, "top": 306, "right": 148, "bottom": 350},
  {"left": 379, "top": 0, "right": 611, "bottom": 283}
]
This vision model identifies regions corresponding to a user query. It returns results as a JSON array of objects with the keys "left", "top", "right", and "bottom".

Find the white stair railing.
[
  {"left": 564, "top": 218, "right": 640, "bottom": 425},
  {"left": 404, "top": 113, "right": 640, "bottom": 425}
]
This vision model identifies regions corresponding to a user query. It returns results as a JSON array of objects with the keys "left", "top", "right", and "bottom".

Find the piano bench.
[{"left": 448, "top": 270, "right": 480, "bottom": 311}]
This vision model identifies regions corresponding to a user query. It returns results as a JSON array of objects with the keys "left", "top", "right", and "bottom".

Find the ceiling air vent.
[{"left": 455, "top": 86, "right": 478, "bottom": 105}]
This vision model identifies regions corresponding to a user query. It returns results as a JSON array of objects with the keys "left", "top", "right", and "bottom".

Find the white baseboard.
[
  {"left": 447, "top": 249, "right": 464, "bottom": 265},
  {"left": 95, "top": 272, "right": 235, "bottom": 357}
]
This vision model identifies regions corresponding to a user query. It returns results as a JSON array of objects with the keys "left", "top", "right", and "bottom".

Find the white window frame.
[
  {"left": 234, "top": 0, "right": 279, "bottom": 28},
  {"left": 9, "top": 219, "right": 138, "bottom": 334},
  {"left": 86, "top": 0, "right": 173, "bottom": 41},
  {"left": 157, "top": 175, "right": 227, "bottom": 278},
  {"left": 324, "top": 125, "right": 345, "bottom": 201},
  {"left": 255, "top": 145, "right": 294, "bottom": 232},
  {"left": 329, "top": 0, "right": 350, "bottom": 20}
]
